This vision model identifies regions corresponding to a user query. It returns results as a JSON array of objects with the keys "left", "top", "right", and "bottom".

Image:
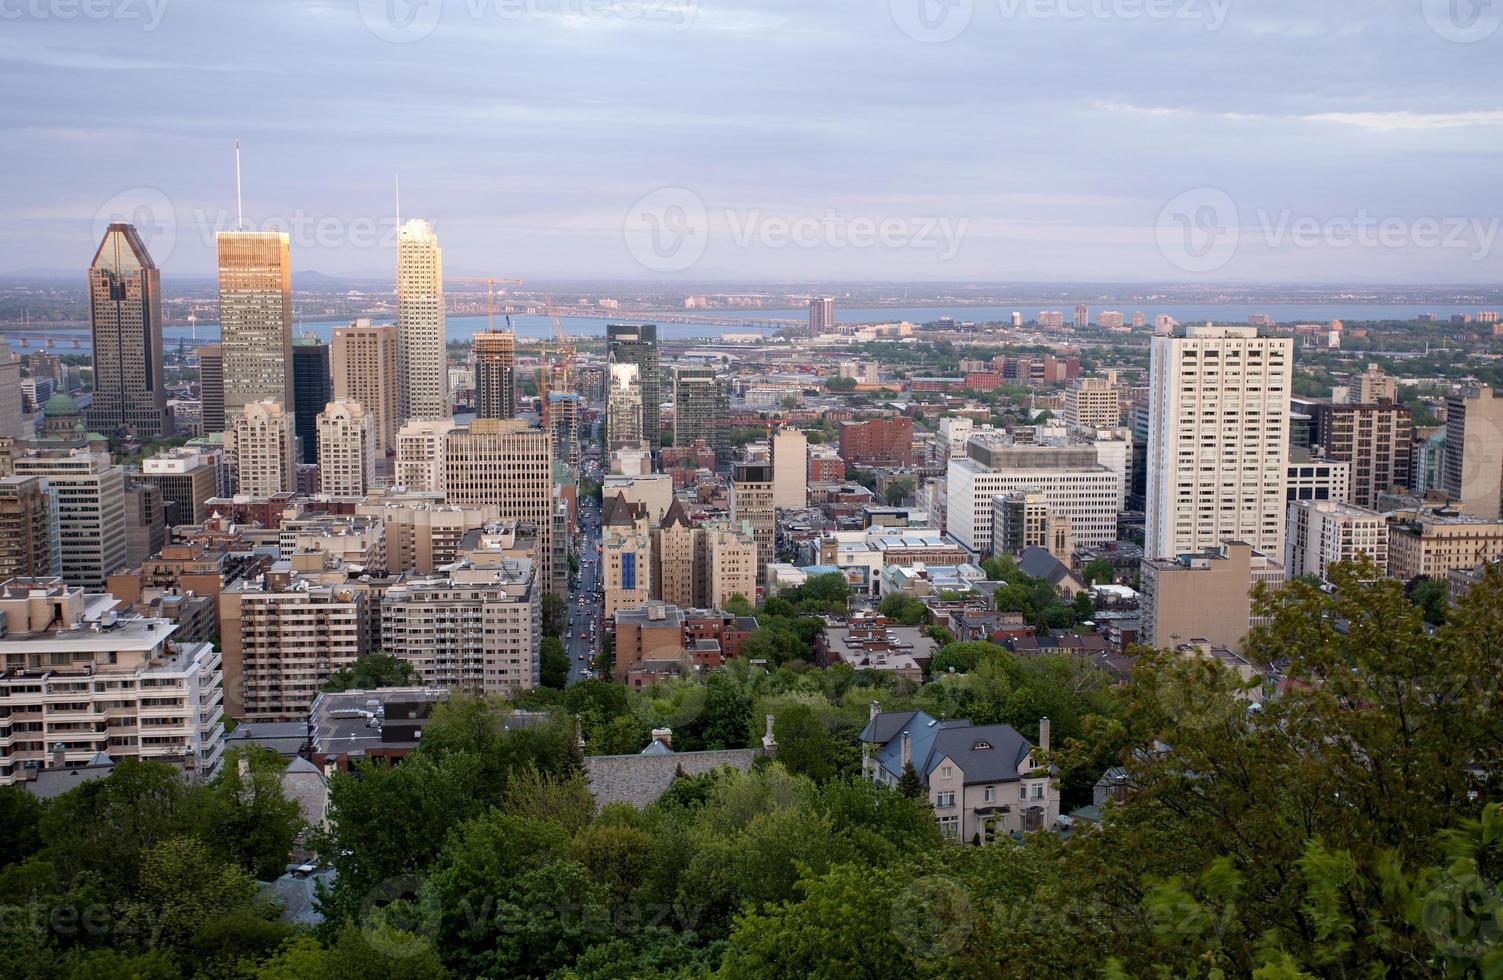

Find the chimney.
[
  {"left": 651, "top": 727, "right": 672, "bottom": 748},
  {"left": 762, "top": 714, "right": 776, "bottom": 755},
  {"left": 50, "top": 744, "right": 65, "bottom": 769},
  {"left": 1039, "top": 717, "right": 1050, "bottom": 754},
  {"left": 901, "top": 731, "right": 911, "bottom": 770},
  {"left": 869, "top": 700, "right": 880, "bottom": 722}
]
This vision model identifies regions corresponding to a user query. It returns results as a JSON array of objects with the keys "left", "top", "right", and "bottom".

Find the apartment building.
[
  {"left": 1308, "top": 402, "right": 1412, "bottom": 510},
  {"left": 139, "top": 446, "right": 221, "bottom": 525},
  {"left": 1146, "top": 325, "right": 1293, "bottom": 560},
  {"left": 0, "top": 578, "right": 225, "bottom": 785},
  {"left": 0, "top": 476, "right": 60, "bottom": 580},
  {"left": 13, "top": 449, "right": 127, "bottom": 588},
  {"left": 1285, "top": 500, "right": 1389, "bottom": 582},
  {"left": 229, "top": 401, "right": 297, "bottom": 497},
  {"left": 946, "top": 440, "right": 1121, "bottom": 554},
  {"left": 838, "top": 417, "right": 914, "bottom": 467},
  {"left": 395, "top": 418, "right": 456, "bottom": 493},
  {"left": 355, "top": 499, "right": 502, "bottom": 573},
  {"left": 1064, "top": 373, "right": 1122, "bottom": 430},
  {"left": 1387, "top": 513, "right": 1503, "bottom": 582},
  {"left": 316, "top": 400, "right": 375, "bottom": 497},
  {"left": 1139, "top": 541, "right": 1286, "bottom": 653},
  {"left": 730, "top": 461, "right": 777, "bottom": 572},
  {"left": 443, "top": 419, "right": 556, "bottom": 591},
  {"left": 218, "top": 565, "right": 369, "bottom": 720},
  {"left": 1444, "top": 386, "right": 1503, "bottom": 519},
  {"left": 381, "top": 561, "right": 540, "bottom": 696}
]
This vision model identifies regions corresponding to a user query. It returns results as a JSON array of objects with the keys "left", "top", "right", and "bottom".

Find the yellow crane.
[{"left": 444, "top": 276, "right": 524, "bottom": 333}]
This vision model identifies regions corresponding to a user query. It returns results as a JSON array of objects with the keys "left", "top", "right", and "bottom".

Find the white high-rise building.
[
  {"left": 1285, "top": 500, "right": 1388, "bottom": 582},
  {"left": 317, "top": 400, "right": 375, "bottom": 497},
  {"left": 396, "top": 219, "right": 447, "bottom": 422},
  {"left": 229, "top": 400, "right": 297, "bottom": 497},
  {"left": 771, "top": 427, "right": 807, "bottom": 510},
  {"left": 1146, "top": 325, "right": 1292, "bottom": 560},
  {"left": 395, "top": 418, "right": 456, "bottom": 493},
  {"left": 945, "top": 441, "right": 1122, "bottom": 554}
]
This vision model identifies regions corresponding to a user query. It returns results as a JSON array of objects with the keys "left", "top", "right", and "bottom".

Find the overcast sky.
[{"left": 2, "top": 0, "right": 1500, "bottom": 283}]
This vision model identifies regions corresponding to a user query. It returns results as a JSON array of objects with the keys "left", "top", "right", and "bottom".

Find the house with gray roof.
[
  {"left": 860, "top": 703, "right": 1060, "bottom": 842},
  {"left": 582, "top": 719, "right": 775, "bottom": 810}
]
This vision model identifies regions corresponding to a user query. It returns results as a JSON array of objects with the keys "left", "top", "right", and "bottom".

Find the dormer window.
[{"left": 972, "top": 740, "right": 992, "bottom": 750}]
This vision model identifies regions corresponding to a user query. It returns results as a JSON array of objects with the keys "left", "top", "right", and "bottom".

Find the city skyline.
[{"left": 2, "top": 2, "right": 1499, "bottom": 283}]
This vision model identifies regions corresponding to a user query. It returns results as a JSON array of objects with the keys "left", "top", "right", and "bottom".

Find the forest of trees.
[{"left": 3, "top": 562, "right": 1503, "bottom": 976}]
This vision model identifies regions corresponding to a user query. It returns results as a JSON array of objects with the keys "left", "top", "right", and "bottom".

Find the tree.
[
  {"left": 773, "top": 704, "right": 837, "bottom": 782},
  {"left": 195, "top": 747, "right": 304, "bottom": 881},
  {"left": 0, "top": 785, "right": 42, "bottom": 868},
  {"left": 1406, "top": 575, "right": 1448, "bottom": 625},
  {"left": 895, "top": 761, "right": 925, "bottom": 799},
  {"left": 321, "top": 653, "right": 414, "bottom": 693},
  {"left": 877, "top": 593, "right": 928, "bottom": 626},
  {"left": 1082, "top": 557, "right": 1115, "bottom": 586},
  {"left": 1071, "top": 590, "right": 1095, "bottom": 623},
  {"left": 540, "top": 636, "right": 569, "bottom": 690},
  {"left": 883, "top": 476, "right": 915, "bottom": 506},
  {"left": 542, "top": 592, "right": 568, "bottom": 637},
  {"left": 827, "top": 376, "right": 857, "bottom": 391}
]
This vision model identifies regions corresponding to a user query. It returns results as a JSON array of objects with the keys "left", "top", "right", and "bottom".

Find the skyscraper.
[
  {"left": 317, "top": 400, "right": 375, "bottom": 497},
  {"left": 671, "top": 365, "right": 728, "bottom": 453},
  {"left": 292, "top": 335, "right": 331, "bottom": 465},
  {"left": 547, "top": 392, "right": 581, "bottom": 468},
  {"left": 606, "top": 358, "right": 644, "bottom": 450},
  {"left": 472, "top": 330, "right": 517, "bottom": 419},
  {"left": 810, "top": 296, "right": 835, "bottom": 333},
  {"left": 1146, "top": 325, "right": 1292, "bottom": 560},
  {"left": 729, "top": 461, "right": 777, "bottom": 573},
  {"left": 443, "top": 419, "right": 556, "bottom": 591},
  {"left": 331, "top": 320, "right": 399, "bottom": 465},
  {"left": 87, "top": 223, "right": 171, "bottom": 437},
  {"left": 771, "top": 427, "right": 807, "bottom": 511},
  {"left": 396, "top": 219, "right": 447, "bottom": 421},
  {"left": 606, "top": 323, "right": 659, "bottom": 444},
  {"left": 1444, "top": 386, "right": 1503, "bottom": 519},
  {"left": 197, "top": 344, "right": 225, "bottom": 433},
  {"left": 218, "top": 231, "right": 293, "bottom": 420},
  {"left": 229, "top": 401, "right": 297, "bottom": 497},
  {"left": 13, "top": 450, "right": 126, "bottom": 588}
]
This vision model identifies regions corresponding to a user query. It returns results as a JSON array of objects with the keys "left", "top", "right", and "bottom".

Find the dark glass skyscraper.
[
  {"left": 292, "top": 335, "right": 331, "bottom": 464},
  {"left": 87, "top": 223, "right": 170, "bottom": 436},
  {"left": 606, "top": 323, "right": 659, "bottom": 444}
]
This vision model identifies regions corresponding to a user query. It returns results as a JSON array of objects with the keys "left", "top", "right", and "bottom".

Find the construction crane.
[{"left": 444, "top": 277, "right": 525, "bottom": 333}]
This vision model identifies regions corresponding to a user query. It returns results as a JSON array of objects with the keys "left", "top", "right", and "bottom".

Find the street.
[{"left": 565, "top": 451, "right": 604, "bottom": 685}]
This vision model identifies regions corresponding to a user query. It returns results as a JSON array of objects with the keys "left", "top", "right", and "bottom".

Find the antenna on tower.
[{"left": 234, "top": 140, "right": 244, "bottom": 231}]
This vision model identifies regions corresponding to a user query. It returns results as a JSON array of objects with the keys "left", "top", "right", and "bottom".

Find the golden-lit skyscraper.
[
  {"left": 472, "top": 329, "right": 517, "bottom": 419},
  {"left": 397, "top": 219, "right": 447, "bottom": 421},
  {"left": 217, "top": 231, "right": 293, "bottom": 420},
  {"left": 87, "top": 224, "right": 171, "bottom": 436}
]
